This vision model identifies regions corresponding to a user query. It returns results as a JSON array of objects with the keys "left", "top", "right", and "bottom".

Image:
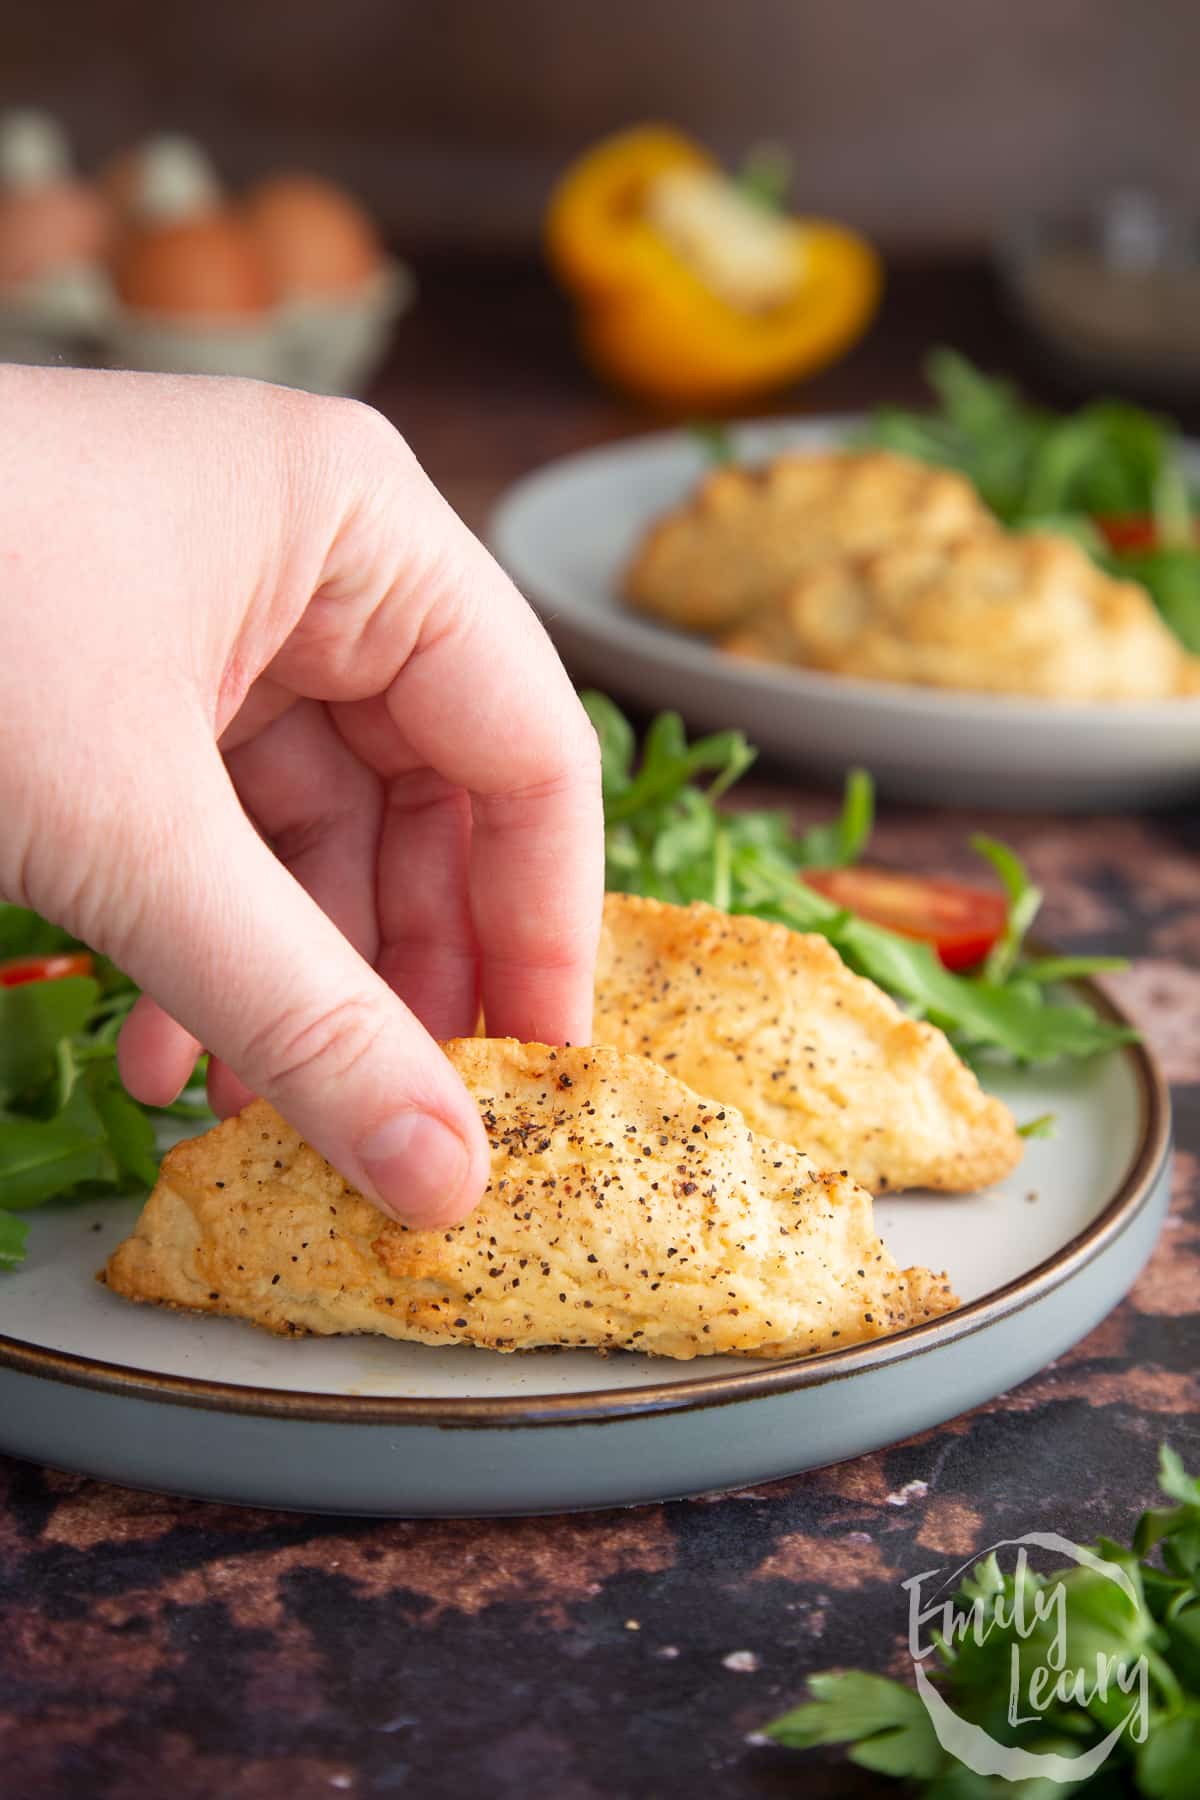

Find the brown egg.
[
  {"left": 0, "top": 181, "right": 112, "bottom": 287},
  {"left": 0, "top": 109, "right": 114, "bottom": 286},
  {"left": 244, "top": 174, "right": 382, "bottom": 299},
  {"left": 114, "top": 213, "right": 276, "bottom": 317}
]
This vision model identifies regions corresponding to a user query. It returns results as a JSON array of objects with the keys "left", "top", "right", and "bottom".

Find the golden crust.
[
  {"left": 593, "top": 894, "right": 1021, "bottom": 1193},
  {"left": 768, "top": 529, "right": 1200, "bottom": 701},
  {"left": 102, "top": 1039, "right": 955, "bottom": 1362},
  {"left": 624, "top": 449, "right": 991, "bottom": 633}
]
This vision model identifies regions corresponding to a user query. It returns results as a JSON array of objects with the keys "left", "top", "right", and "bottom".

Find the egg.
[
  {"left": 114, "top": 214, "right": 276, "bottom": 317},
  {"left": 0, "top": 184, "right": 112, "bottom": 288},
  {"left": 244, "top": 173, "right": 383, "bottom": 300},
  {"left": 0, "top": 109, "right": 112, "bottom": 289}
]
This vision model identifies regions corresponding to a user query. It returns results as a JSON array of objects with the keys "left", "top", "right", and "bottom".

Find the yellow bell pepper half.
[{"left": 545, "top": 125, "right": 882, "bottom": 411}]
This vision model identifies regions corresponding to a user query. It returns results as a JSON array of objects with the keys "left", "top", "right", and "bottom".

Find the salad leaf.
[
  {"left": 0, "top": 1099, "right": 118, "bottom": 1210},
  {"left": 870, "top": 350, "right": 1180, "bottom": 523},
  {"left": 0, "top": 1211, "right": 28, "bottom": 1269},
  {"left": 0, "top": 903, "right": 211, "bottom": 1268},
  {"left": 84, "top": 1061, "right": 162, "bottom": 1189},
  {"left": 971, "top": 834, "right": 1043, "bottom": 984},
  {"left": 0, "top": 976, "right": 99, "bottom": 1108},
  {"left": 762, "top": 1446, "right": 1200, "bottom": 1798},
  {"left": 790, "top": 767, "right": 875, "bottom": 870},
  {"left": 0, "top": 904, "right": 80, "bottom": 961},
  {"left": 1152, "top": 457, "right": 1194, "bottom": 550},
  {"left": 586, "top": 688, "right": 639, "bottom": 798},
  {"left": 1020, "top": 954, "right": 1130, "bottom": 985},
  {"left": 733, "top": 854, "right": 1132, "bottom": 1063},
  {"left": 1110, "top": 548, "right": 1200, "bottom": 655},
  {"left": 584, "top": 695, "right": 1134, "bottom": 1066}
]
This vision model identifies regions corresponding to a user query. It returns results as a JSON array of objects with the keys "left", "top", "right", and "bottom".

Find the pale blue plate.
[{"left": 0, "top": 981, "right": 1170, "bottom": 1515}]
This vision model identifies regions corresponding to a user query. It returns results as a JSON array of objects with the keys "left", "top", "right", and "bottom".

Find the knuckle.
[
  {"left": 245, "top": 992, "right": 386, "bottom": 1092},
  {"left": 16, "top": 818, "right": 153, "bottom": 967},
  {"left": 570, "top": 710, "right": 604, "bottom": 789},
  {"left": 319, "top": 394, "right": 416, "bottom": 480},
  {"left": 483, "top": 732, "right": 602, "bottom": 828}
]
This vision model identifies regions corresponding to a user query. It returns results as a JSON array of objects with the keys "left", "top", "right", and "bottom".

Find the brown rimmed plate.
[{"left": 0, "top": 980, "right": 1171, "bottom": 1514}]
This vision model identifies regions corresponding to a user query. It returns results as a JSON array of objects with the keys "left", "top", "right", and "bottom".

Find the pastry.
[
  {"left": 594, "top": 894, "right": 1021, "bottom": 1192},
  {"left": 103, "top": 1037, "right": 956, "bottom": 1361}
]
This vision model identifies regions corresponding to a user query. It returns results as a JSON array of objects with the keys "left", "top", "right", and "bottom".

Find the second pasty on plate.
[
  {"left": 594, "top": 894, "right": 1021, "bottom": 1194},
  {"left": 726, "top": 529, "right": 1200, "bottom": 702}
]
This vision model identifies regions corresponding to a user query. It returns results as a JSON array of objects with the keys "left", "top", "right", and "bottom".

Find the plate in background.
[
  {"left": 489, "top": 420, "right": 1200, "bottom": 809},
  {"left": 0, "top": 984, "right": 1171, "bottom": 1516}
]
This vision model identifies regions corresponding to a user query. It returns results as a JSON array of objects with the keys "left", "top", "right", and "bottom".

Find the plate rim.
[
  {"left": 489, "top": 418, "right": 1200, "bottom": 725},
  {"left": 0, "top": 976, "right": 1169, "bottom": 1431}
]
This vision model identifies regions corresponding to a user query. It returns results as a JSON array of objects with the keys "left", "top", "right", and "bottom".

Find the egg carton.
[{"left": 0, "top": 257, "right": 414, "bottom": 395}]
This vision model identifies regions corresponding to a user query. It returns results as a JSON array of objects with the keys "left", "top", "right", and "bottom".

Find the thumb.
[{"left": 113, "top": 753, "right": 490, "bottom": 1229}]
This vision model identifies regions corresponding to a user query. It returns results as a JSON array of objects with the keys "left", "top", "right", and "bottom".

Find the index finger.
[{"left": 308, "top": 433, "right": 604, "bottom": 1046}]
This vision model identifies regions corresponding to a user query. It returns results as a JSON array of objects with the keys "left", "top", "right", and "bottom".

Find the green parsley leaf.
[
  {"left": 1158, "top": 1446, "right": 1200, "bottom": 1511},
  {"left": 766, "top": 1672, "right": 943, "bottom": 1779},
  {"left": 763, "top": 1444, "right": 1200, "bottom": 1796},
  {"left": 1138, "top": 1708, "right": 1200, "bottom": 1800},
  {"left": 0, "top": 1210, "right": 28, "bottom": 1270}
]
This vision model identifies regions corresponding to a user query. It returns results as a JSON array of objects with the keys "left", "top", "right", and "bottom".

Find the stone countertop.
[{"left": 2, "top": 259, "right": 1198, "bottom": 1800}]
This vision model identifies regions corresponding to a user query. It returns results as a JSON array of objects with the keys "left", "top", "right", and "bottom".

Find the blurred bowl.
[{"left": 998, "top": 190, "right": 1200, "bottom": 394}]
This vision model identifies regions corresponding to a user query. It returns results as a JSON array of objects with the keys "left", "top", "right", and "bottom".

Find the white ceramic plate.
[
  {"left": 0, "top": 982, "right": 1170, "bottom": 1516},
  {"left": 489, "top": 420, "right": 1200, "bottom": 809}
]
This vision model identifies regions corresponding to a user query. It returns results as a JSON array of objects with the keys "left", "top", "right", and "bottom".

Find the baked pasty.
[
  {"left": 594, "top": 894, "right": 1021, "bottom": 1193},
  {"left": 625, "top": 449, "right": 991, "bottom": 633},
  {"left": 103, "top": 1038, "right": 956, "bottom": 1361},
  {"left": 747, "top": 529, "right": 1200, "bottom": 701}
]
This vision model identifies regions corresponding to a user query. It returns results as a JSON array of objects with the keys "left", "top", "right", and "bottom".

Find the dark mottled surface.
[{"left": 2, "top": 263, "right": 1198, "bottom": 1799}]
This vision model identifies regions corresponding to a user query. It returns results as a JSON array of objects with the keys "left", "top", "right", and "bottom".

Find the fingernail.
[{"left": 357, "top": 1112, "right": 473, "bottom": 1228}]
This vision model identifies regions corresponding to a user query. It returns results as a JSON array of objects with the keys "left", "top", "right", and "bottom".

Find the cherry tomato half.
[
  {"left": 1092, "top": 514, "right": 1200, "bottom": 555},
  {"left": 0, "top": 952, "right": 95, "bottom": 988},
  {"left": 803, "top": 867, "right": 1006, "bottom": 971}
]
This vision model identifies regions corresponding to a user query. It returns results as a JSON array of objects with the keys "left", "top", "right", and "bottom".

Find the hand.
[{"left": 0, "top": 366, "right": 602, "bottom": 1227}]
